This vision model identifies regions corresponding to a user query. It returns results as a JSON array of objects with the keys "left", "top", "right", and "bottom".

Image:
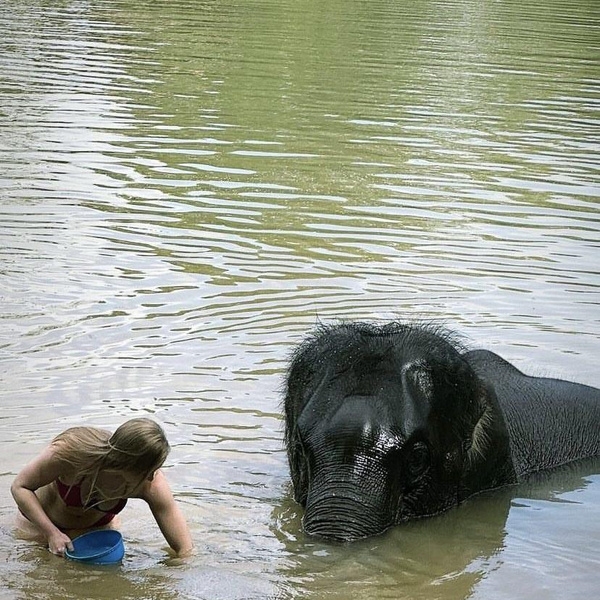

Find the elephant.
[{"left": 283, "top": 321, "right": 600, "bottom": 542}]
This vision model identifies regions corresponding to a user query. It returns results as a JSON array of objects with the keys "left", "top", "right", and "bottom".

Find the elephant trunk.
[{"left": 303, "top": 478, "right": 393, "bottom": 541}]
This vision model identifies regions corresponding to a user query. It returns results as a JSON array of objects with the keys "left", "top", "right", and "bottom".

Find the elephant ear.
[
  {"left": 422, "top": 354, "right": 500, "bottom": 471},
  {"left": 283, "top": 390, "right": 310, "bottom": 506},
  {"left": 288, "top": 433, "right": 309, "bottom": 506},
  {"left": 464, "top": 380, "right": 496, "bottom": 465},
  {"left": 284, "top": 336, "right": 338, "bottom": 507},
  {"left": 460, "top": 377, "right": 516, "bottom": 497},
  {"left": 283, "top": 359, "right": 320, "bottom": 507}
]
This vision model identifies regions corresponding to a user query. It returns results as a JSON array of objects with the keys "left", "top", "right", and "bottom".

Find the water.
[{"left": 1, "top": 0, "right": 599, "bottom": 598}]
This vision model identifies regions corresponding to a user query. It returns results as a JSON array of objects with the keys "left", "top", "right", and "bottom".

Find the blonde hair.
[{"left": 51, "top": 418, "right": 170, "bottom": 504}]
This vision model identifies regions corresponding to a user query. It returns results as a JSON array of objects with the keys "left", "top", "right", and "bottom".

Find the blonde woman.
[{"left": 11, "top": 418, "right": 193, "bottom": 557}]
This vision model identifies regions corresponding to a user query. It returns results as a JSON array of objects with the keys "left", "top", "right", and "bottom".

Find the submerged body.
[{"left": 284, "top": 321, "right": 600, "bottom": 541}]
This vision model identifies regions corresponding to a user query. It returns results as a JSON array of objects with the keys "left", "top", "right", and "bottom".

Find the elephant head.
[{"left": 283, "top": 322, "right": 514, "bottom": 541}]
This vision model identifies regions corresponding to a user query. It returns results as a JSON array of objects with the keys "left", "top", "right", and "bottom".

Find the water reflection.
[
  {"left": 3, "top": 538, "right": 279, "bottom": 600},
  {"left": 273, "top": 461, "right": 600, "bottom": 600},
  {"left": 1, "top": 0, "right": 599, "bottom": 598}
]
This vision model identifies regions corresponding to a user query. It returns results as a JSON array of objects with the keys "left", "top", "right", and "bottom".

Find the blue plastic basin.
[{"left": 65, "top": 530, "right": 125, "bottom": 565}]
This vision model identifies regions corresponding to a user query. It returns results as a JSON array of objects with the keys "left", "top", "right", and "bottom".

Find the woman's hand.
[
  {"left": 140, "top": 470, "right": 194, "bottom": 557},
  {"left": 47, "top": 530, "right": 74, "bottom": 556}
]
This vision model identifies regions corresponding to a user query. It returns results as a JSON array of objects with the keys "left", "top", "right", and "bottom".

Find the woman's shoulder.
[
  {"left": 42, "top": 444, "right": 79, "bottom": 477},
  {"left": 13, "top": 444, "right": 75, "bottom": 489}
]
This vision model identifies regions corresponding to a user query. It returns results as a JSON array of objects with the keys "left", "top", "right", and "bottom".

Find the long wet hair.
[{"left": 51, "top": 418, "right": 170, "bottom": 505}]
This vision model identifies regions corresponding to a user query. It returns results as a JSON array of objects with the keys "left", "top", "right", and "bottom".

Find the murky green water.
[{"left": 1, "top": 0, "right": 599, "bottom": 598}]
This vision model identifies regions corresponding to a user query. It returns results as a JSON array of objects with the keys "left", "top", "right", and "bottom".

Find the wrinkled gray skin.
[{"left": 283, "top": 322, "right": 600, "bottom": 542}]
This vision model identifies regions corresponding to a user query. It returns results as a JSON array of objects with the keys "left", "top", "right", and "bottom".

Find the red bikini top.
[{"left": 55, "top": 479, "right": 128, "bottom": 514}]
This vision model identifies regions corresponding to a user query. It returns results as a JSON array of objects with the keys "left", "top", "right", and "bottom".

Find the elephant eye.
[{"left": 407, "top": 442, "right": 430, "bottom": 478}]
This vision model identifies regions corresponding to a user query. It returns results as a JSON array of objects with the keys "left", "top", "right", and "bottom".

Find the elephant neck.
[{"left": 465, "top": 349, "right": 600, "bottom": 481}]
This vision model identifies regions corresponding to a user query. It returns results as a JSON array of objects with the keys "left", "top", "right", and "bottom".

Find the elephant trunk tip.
[
  {"left": 302, "top": 508, "right": 392, "bottom": 542},
  {"left": 303, "top": 521, "right": 368, "bottom": 543}
]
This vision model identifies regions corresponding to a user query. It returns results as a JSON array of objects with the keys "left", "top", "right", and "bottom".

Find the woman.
[{"left": 11, "top": 417, "right": 193, "bottom": 557}]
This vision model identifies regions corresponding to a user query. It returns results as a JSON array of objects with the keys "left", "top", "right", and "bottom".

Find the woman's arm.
[
  {"left": 141, "top": 470, "right": 194, "bottom": 557},
  {"left": 11, "top": 445, "right": 75, "bottom": 555}
]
